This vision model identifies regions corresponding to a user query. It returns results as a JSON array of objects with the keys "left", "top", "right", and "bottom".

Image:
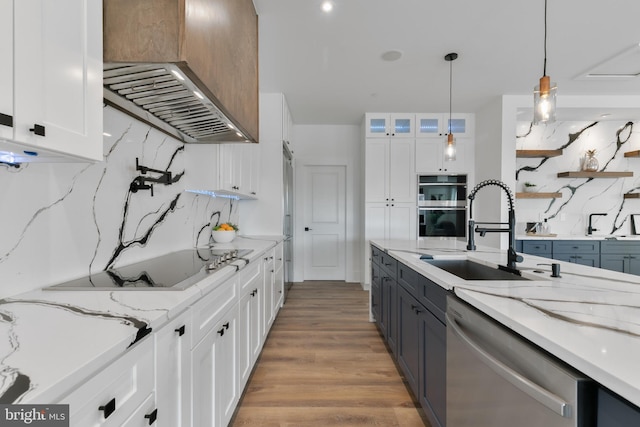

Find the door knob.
[{"left": 305, "top": 227, "right": 312, "bottom": 231}]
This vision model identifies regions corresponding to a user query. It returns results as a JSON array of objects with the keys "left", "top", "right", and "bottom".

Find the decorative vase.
[{"left": 583, "top": 149, "right": 599, "bottom": 172}]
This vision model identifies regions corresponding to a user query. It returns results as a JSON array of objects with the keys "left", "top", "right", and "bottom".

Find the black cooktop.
[{"left": 45, "top": 248, "right": 253, "bottom": 291}]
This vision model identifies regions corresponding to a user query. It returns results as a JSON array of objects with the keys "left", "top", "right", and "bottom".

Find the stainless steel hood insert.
[{"left": 104, "top": 63, "right": 252, "bottom": 144}]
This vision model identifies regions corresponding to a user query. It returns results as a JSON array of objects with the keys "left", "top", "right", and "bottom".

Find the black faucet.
[
  {"left": 587, "top": 213, "right": 607, "bottom": 235},
  {"left": 467, "top": 179, "right": 523, "bottom": 274}
]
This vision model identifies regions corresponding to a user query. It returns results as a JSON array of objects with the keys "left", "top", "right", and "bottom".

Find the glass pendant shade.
[
  {"left": 444, "top": 133, "right": 456, "bottom": 161},
  {"left": 533, "top": 76, "right": 557, "bottom": 125}
]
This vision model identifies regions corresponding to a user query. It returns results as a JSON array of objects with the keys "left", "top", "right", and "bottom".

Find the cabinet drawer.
[
  {"left": 379, "top": 252, "right": 398, "bottom": 278},
  {"left": 521, "top": 240, "right": 552, "bottom": 256},
  {"left": 418, "top": 278, "right": 448, "bottom": 324},
  {"left": 239, "top": 261, "right": 261, "bottom": 294},
  {"left": 371, "top": 245, "right": 382, "bottom": 266},
  {"left": 552, "top": 240, "right": 599, "bottom": 254},
  {"left": 398, "top": 262, "right": 420, "bottom": 296},
  {"left": 398, "top": 262, "right": 447, "bottom": 322},
  {"left": 60, "top": 338, "right": 154, "bottom": 427},
  {"left": 192, "top": 278, "right": 238, "bottom": 348},
  {"left": 274, "top": 243, "right": 284, "bottom": 271},
  {"left": 601, "top": 240, "right": 640, "bottom": 255},
  {"left": 120, "top": 393, "right": 157, "bottom": 427}
]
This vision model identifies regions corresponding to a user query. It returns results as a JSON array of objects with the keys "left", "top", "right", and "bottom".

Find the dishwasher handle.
[{"left": 447, "top": 313, "right": 571, "bottom": 418}]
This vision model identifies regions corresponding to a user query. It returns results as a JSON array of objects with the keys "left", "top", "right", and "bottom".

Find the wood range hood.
[{"left": 103, "top": 0, "right": 259, "bottom": 144}]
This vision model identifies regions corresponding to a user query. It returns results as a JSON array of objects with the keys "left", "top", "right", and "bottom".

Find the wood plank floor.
[{"left": 230, "top": 281, "right": 429, "bottom": 427}]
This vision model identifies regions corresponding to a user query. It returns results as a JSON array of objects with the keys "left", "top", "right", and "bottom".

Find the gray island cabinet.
[
  {"left": 371, "top": 239, "right": 640, "bottom": 427},
  {"left": 371, "top": 245, "right": 446, "bottom": 427}
]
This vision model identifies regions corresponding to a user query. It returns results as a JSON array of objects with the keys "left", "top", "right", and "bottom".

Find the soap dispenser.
[{"left": 541, "top": 218, "right": 550, "bottom": 234}]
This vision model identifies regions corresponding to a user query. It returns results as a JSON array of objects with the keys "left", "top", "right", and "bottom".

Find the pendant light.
[
  {"left": 444, "top": 52, "right": 458, "bottom": 162},
  {"left": 533, "top": 0, "right": 557, "bottom": 124}
]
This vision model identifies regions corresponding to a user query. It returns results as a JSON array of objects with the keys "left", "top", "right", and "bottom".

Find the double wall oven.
[{"left": 418, "top": 174, "right": 467, "bottom": 238}]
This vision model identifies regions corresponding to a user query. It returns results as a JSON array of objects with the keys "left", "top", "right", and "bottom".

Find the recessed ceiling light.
[
  {"left": 381, "top": 50, "right": 403, "bottom": 62},
  {"left": 321, "top": 1, "right": 334, "bottom": 12},
  {"left": 600, "top": 113, "right": 611, "bottom": 118}
]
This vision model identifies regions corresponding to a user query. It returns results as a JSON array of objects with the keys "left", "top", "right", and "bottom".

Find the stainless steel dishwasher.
[{"left": 446, "top": 295, "right": 596, "bottom": 427}]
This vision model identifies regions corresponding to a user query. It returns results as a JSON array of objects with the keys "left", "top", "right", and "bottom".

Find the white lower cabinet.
[
  {"left": 155, "top": 309, "right": 191, "bottom": 427},
  {"left": 262, "top": 252, "right": 275, "bottom": 340},
  {"left": 273, "top": 243, "right": 284, "bottom": 313},
  {"left": 238, "top": 261, "right": 263, "bottom": 388},
  {"left": 192, "top": 304, "right": 239, "bottom": 427},
  {"left": 56, "top": 246, "right": 282, "bottom": 427},
  {"left": 121, "top": 394, "right": 158, "bottom": 427},
  {"left": 60, "top": 337, "right": 155, "bottom": 427}
]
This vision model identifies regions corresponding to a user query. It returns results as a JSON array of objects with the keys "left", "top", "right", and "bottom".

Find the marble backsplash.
[
  {"left": 516, "top": 120, "right": 640, "bottom": 237},
  {"left": 0, "top": 106, "right": 237, "bottom": 299}
]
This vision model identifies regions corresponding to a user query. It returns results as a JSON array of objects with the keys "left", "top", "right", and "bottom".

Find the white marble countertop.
[
  {"left": 517, "top": 233, "right": 640, "bottom": 240},
  {"left": 0, "top": 236, "right": 282, "bottom": 404},
  {"left": 371, "top": 238, "right": 640, "bottom": 407}
]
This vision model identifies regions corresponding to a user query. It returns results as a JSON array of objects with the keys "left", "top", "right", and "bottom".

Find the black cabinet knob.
[
  {"left": 217, "top": 328, "right": 225, "bottom": 336},
  {"left": 29, "top": 124, "right": 45, "bottom": 136},
  {"left": 175, "top": 325, "right": 186, "bottom": 336},
  {"left": 99, "top": 398, "right": 116, "bottom": 419},
  {"left": 145, "top": 408, "right": 158, "bottom": 425}
]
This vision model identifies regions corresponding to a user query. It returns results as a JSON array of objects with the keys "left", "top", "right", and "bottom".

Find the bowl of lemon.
[{"left": 211, "top": 223, "right": 238, "bottom": 243}]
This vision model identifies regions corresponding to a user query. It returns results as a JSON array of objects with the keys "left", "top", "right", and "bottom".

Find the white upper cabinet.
[
  {"left": 365, "top": 139, "right": 415, "bottom": 203},
  {"left": 0, "top": 0, "right": 13, "bottom": 142},
  {"left": 365, "top": 113, "right": 415, "bottom": 138},
  {"left": 415, "top": 113, "right": 474, "bottom": 138},
  {"left": 0, "top": 0, "right": 103, "bottom": 163},
  {"left": 218, "top": 143, "right": 259, "bottom": 198},
  {"left": 261, "top": 93, "right": 294, "bottom": 148},
  {"left": 415, "top": 138, "right": 470, "bottom": 174}
]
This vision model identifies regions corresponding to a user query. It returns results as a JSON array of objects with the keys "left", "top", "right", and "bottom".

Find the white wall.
[
  {"left": 516, "top": 119, "right": 640, "bottom": 236},
  {"left": 474, "top": 96, "right": 513, "bottom": 249},
  {"left": 292, "top": 124, "right": 361, "bottom": 283},
  {"left": 480, "top": 94, "right": 640, "bottom": 244}
]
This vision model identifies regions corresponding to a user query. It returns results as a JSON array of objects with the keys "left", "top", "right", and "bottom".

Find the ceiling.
[{"left": 253, "top": 0, "right": 640, "bottom": 125}]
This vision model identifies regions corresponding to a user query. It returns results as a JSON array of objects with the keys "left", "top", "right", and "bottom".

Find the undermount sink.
[{"left": 421, "top": 258, "right": 530, "bottom": 281}]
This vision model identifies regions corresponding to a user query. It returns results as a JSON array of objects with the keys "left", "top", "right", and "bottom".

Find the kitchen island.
[
  {"left": 0, "top": 235, "right": 283, "bottom": 423},
  {"left": 371, "top": 238, "right": 640, "bottom": 422}
]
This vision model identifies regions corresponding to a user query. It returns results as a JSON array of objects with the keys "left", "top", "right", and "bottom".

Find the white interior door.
[{"left": 303, "top": 165, "right": 346, "bottom": 280}]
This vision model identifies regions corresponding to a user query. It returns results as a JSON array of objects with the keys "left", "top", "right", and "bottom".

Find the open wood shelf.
[
  {"left": 516, "top": 149, "right": 563, "bottom": 158},
  {"left": 624, "top": 150, "right": 640, "bottom": 158},
  {"left": 557, "top": 171, "right": 633, "bottom": 178},
  {"left": 624, "top": 193, "right": 640, "bottom": 199},
  {"left": 516, "top": 192, "right": 562, "bottom": 199}
]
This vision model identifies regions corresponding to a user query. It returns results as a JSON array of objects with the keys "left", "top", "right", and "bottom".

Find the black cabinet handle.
[
  {"left": 175, "top": 325, "right": 186, "bottom": 336},
  {"left": 29, "top": 124, "right": 45, "bottom": 136},
  {"left": 0, "top": 113, "right": 13, "bottom": 128},
  {"left": 99, "top": 398, "right": 116, "bottom": 419},
  {"left": 145, "top": 408, "right": 158, "bottom": 425},
  {"left": 217, "top": 328, "right": 225, "bottom": 336},
  {"left": 223, "top": 322, "right": 230, "bottom": 330}
]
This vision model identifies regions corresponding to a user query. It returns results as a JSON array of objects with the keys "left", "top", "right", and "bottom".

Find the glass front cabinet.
[{"left": 365, "top": 113, "right": 415, "bottom": 138}]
